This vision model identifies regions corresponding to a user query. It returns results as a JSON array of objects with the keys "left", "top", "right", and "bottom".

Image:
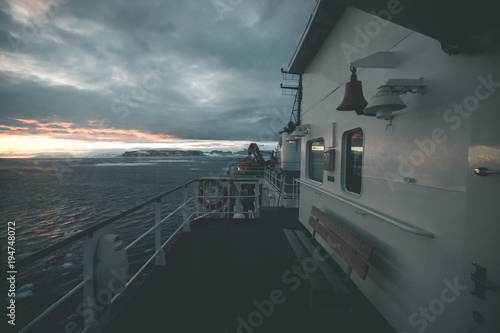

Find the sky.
[{"left": 0, "top": 0, "right": 317, "bottom": 157}]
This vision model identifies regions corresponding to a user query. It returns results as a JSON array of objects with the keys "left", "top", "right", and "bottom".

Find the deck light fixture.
[
  {"left": 363, "top": 91, "right": 406, "bottom": 120},
  {"left": 363, "top": 79, "right": 426, "bottom": 120},
  {"left": 290, "top": 125, "right": 310, "bottom": 139},
  {"left": 336, "top": 67, "right": 368, "bottom": 115}
]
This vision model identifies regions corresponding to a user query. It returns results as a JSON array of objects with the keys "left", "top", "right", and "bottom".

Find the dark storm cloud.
[{"left": 0, "top": 0, "right": 316, "bottom": 142}]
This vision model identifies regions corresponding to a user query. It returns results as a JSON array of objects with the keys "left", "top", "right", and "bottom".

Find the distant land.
[
  {"left": 122, "top": 150, "right": 204, "bottom": 157},
  {"left": 121, "top": 149, "right": 272, "bottom": 157},
  {"left": 23, "top": 148, "right": 273, "bottom": 159}
]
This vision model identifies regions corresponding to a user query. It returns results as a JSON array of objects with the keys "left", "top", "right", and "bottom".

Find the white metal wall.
[{"left": 296, "top": 7, "right": 500, "bottom": 333}]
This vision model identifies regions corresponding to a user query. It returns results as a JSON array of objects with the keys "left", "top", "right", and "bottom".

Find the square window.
[{"left": 308, "top": 139, "right": 324, "bottom": 182}]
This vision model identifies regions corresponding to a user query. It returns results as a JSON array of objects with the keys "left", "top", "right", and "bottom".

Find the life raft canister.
[
  {"left": 237, "top": 157, "right": 263, "bottom": 172},
  {"left": 197, "top": 180, "right": 228, "bottom": 210}
]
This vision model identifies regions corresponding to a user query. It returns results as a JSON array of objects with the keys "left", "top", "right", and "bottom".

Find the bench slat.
[
  {"left": 309, "top": 217, "right": 369, "bottom": 280},
  {"left": 283, "top": 229, "right": 330, "bottom": 290},
  {"left": 311, "top": 206, "right": 373, "bottom": 261},
  {"left": 295, "top": 230, "right": 349, "bottom": 293}
]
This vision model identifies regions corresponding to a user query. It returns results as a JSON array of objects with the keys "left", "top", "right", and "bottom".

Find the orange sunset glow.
[
  {"left": 0, "top": 118, "right": 177, "bottom": 158},
  {"left": 1, "top": 118, "right": 175, "bottom": 141},
  {"left": 0, "top": 118, "right": 276, "bottom": 158}
]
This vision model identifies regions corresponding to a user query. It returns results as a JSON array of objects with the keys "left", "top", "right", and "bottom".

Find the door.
[{"left": 459, "top": 101, "right": 500, "bottom": 332}]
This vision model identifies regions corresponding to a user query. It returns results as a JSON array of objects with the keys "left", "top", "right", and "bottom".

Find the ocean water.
[{"left": 0, "top": 155, "right": 242, "bottom": 329}]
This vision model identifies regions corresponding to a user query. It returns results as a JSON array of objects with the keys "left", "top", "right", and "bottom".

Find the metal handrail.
[
  {"left": 297, "top": 179, "right": 434, "bottom": 238},
  {"left": 123, "top": 193, "right": 250, "bottom": 252},
  {"left": 19, "top": 277, "right": 91, "bottom": 332},
  {"left": 18, "top": 177, "right": 260, "bottom": 332},
  {"left": 110, "top": 210, "right": 222, "bottom": 306},
  {"left": 264, "top": 168, "right": 300, "bottom": 199},
  {"left": 17, "top": 179, "right": 199, "bottom": 268}
]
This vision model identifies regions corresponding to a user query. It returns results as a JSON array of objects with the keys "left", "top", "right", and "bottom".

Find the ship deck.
[{"left": 105, "top": 207, "right": 395, "bottom": 333}]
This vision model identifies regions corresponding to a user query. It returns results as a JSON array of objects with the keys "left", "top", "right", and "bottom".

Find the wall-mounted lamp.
[
  {"left": 363, "top": 91, "right": 406, "bottom": 120},
  {"left": 290, "top": 124, "right": 310, "bottom": 139},
  {"left": 363, "top": 79, "right": 426, "bottom": 120}
]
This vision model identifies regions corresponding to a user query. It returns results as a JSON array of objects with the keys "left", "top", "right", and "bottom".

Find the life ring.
[{"left": 197, "top": 180, "right": 227, "bottom": 210}]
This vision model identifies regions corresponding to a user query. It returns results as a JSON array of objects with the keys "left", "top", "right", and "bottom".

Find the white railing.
[
  {"left": 264, "top": 168, "right": 300, "bottom": 207},
  {"left": 16, "top": 177, "right": 260, "bottom": 333}
]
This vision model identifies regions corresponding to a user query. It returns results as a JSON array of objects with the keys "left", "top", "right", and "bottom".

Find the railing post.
[
  {"left": 254, "top": 180, "right": 260, "bottom": 218},
  {"left": 83, "top": 233, "right": 96, "bottom": 331},
  {"left": 155, "top": 198, "right": 166, "bottom": 266},
  {"left": 279, "top": 173, "right": 285, "bottom": 207},
  {"left": 183, "top": 185, "right": 191, "bottom": 232},
  {"left": 295, "top": 178, "right": 299, "bottom": 208}
]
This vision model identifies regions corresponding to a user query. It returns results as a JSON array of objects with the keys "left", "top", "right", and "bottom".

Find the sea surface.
[{"left": 0, "top": 155, "right": 242, "bottom": 329}]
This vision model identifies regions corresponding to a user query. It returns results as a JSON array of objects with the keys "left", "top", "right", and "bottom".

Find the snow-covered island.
[
  {"left": 121, "top": 149, "right": 273, "bottom": 157},
  {"left": 121, "top": 150, "right": 205, "bottom": 157}
]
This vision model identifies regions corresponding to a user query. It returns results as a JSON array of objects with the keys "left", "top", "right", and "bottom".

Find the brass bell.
[{"left": 336, "top": 67, "right": 368, "bottom": 115}]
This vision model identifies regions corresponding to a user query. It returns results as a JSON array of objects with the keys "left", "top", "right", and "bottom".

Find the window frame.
[
  {"left": 342, "top": 128, "right": 364, "bottom": 196},
  {"left": 307, "top": 138, "right": 325, "bottom": 183}
]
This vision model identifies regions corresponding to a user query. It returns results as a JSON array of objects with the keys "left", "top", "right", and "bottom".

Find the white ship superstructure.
[{"left": 287, "top": 1, "right": 500, "bottom": 332}]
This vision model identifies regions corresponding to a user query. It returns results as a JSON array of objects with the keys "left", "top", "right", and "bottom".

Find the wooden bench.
[{"left": 283, "top": 205, "right": 373, "bottom": 312}]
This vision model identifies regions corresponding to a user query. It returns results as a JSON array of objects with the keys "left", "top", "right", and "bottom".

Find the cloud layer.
[{"left": 0, "top": 0, "right": 316, "bottom": 151}]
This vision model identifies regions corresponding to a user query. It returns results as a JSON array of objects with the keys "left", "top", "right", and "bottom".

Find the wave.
[
  {"left": 141, "top": 159, "right": 195, "bottom": 163},
  {"left": 94, "top": 162, "right": 156, "bottom": 167},
  {"left": 94, "top": 159, "right": 196, "bottom": 167}
]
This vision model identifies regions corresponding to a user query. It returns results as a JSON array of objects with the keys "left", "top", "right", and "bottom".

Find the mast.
[{"left": 280, "top": 68, "right": 302, "bottom": 127}]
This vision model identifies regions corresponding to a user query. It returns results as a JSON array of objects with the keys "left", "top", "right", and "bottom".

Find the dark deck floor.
[{"left": 105, "top": 208, "right": 395, "bottom": 333}]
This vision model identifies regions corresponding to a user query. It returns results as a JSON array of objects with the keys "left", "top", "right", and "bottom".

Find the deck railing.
[
  {"left": 16, "top": 177, "right": 260, "bottom": 333},
  {"left": 264, "top": 167, "right": 300, "bottom": 207}
]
